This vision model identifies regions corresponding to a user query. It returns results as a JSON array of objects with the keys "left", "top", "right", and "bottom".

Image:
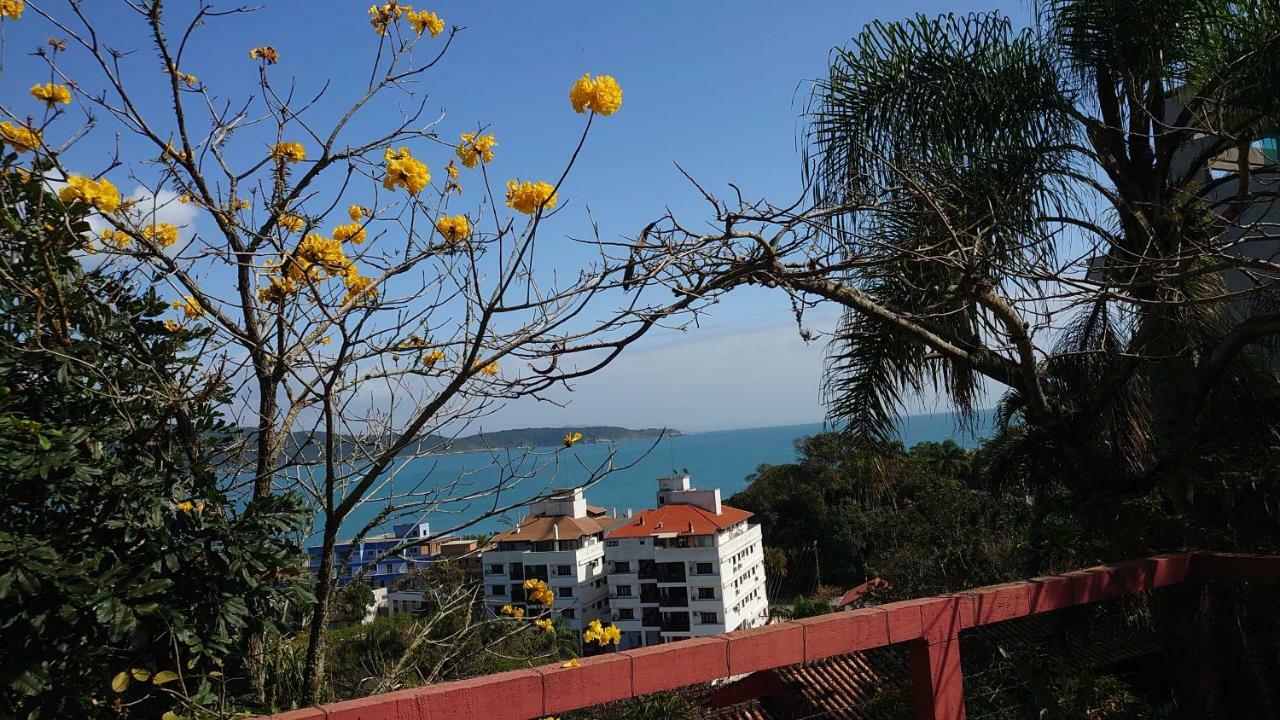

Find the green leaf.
[
  {"left": 110, "top": 671, "right": 130, "bottom": 693},
  {"left": 152, "top": 670, "right": 179, "bottom": 685}
]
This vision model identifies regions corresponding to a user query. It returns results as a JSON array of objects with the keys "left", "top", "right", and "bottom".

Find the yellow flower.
[
  {"left": 455, "top": 132, "right": 497, "bottom": 169},
  {"left": 472, "top": 359, "right": 499, "bottom": 378},
  {"left": 582, "top": 619, "right": 622, "bottom": 647},
  {"left": 504, "top": 179, "right": 557, "bottom": 215},
  {"left": 164, "top": 319, "right": 180, "bottom": 332},
  {"left": 563, "top": 432, "right": 584, "bottom": 448},
  {"left": 561, "top": 659, "right": 581, "bottom": 669},
  {"left": 318, "top": 335, "right": 332, "bottom": 346},
  {"left": 368, "top": 2, "right": 403, "bottom": 35},
  {"left": 30, "top": 82, "right": 72, "bottom": 106},
  {"left": 100, "top": 229, "right": 131, "bottom": 249},
  {"left": 270, "top": 142, "right": 306, "bottom": 163},
  {"left": 569, "top": 73, "right": 623, "bottom": 116},
  {"left": 348, "top": 204, "right": 372, "bottom": 222},
  {"left": 500, "top": 604, "right": 525, "bottom": 619},
  {"left": 421, "top": 349, "right": 445, "bottom": 367},
  {"left": 173, "top": 295, "right": 203, "bottom": 320},
  {"left": 59, "top": 175, "right": 121, "bottom": 214},
  {"left": 407, "top": 8, "right": 443, "bottom": 37},
  {"left": 383, "top": 146, "right": 430, "bottom": 194},
  {"left": 176, "top": 72, "right": 198, "bottom": 88},
  {"left": 343, "top": 268, "right": 377, "bottom": 304},
  {"left": 0, "top": 0, "right": 22, "bottom": 20},
  {"left": 0, "top": 121, "right": 41, "bottom": 153},
  {"left": 278, "top": 212, "right": 305, "bottom": 232},
  {"left": 249, "top": 46, "right": 279, "bottom": 64},
  {"left": 293, "top": 233, "right": 349, "bottom": 278},
  {"left": 445, "top": 160, "right": 458, "bottom": 180},
  {"left": 533, "top": 618, "right": 555, "bottom": 634},
  {"left": 333, "top": 222, "right": 367, "bottom": 245},
  {"left": 174, "top": 500, "right": 195, "bottom": 513},
  {"left": 143, "top": 223, "right": 180, "bottom": 247},
  {"left": 434, "top": 214, "right": 470, "bottom": 244},
  {"left": 257, "top": 274, "right": 298, "bottom": 303},
  {"left": 164, "top": 140, "right": 189, "bottom": 163},
  {"left": 231, "top": 198, "right": 251, "bottom": 211}
]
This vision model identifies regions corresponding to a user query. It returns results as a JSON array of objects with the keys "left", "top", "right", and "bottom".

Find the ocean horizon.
[{"left": 328, "top": 410, "right": 996, "bottom": 542}]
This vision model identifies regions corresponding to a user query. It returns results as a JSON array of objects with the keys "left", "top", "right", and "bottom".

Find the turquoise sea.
[{"left": 332, "top": 411, "right": 994, "bottom": 541}]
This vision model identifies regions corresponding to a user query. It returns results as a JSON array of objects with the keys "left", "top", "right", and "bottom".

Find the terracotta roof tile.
[{"left": 606, "top": 503, "right": 753, "bottom": 539}]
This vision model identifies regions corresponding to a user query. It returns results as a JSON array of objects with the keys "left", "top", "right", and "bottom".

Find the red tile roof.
[{"left": 605, "top": 503, "right": 753, "bottom": 539}]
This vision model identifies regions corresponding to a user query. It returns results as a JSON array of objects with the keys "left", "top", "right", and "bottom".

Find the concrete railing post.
[{"left": 909, "top": 637, "right": 966, "bottom": 720}]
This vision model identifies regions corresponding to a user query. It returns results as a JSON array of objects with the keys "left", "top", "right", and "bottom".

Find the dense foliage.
[
  {"left": 0, "top": 165, "right": 310, "bottom": 718},
  {"left": 732, "top": 434, "right": 1032, "bottom": 600}
]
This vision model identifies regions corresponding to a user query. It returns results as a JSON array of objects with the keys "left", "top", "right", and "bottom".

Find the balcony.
[{"left": 252, "top": 552, "right": 1280, "bottom": 720}]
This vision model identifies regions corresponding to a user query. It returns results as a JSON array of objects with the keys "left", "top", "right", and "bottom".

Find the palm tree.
[{"left": 800, "top": 2, "right": 1280, "bottom": 527}]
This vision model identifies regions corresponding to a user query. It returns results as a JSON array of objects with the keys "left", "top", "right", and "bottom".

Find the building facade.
[
  {"left": 305, "top": 522, "right": 443, "bottom": 589},
  {"left": 603, "top": 475, "right": 769, "bottom": 650},
  {"left": 480, "top": 489, "right": 620, "bottom": 636}
]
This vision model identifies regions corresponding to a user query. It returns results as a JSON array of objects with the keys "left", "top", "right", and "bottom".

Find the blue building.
[{"left": 306, "top": 522, "right": 438, "bottom": 589}]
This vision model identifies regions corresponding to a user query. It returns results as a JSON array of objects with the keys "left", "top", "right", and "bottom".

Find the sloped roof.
[
  {"left": 606, "top": 503, "right": 753, "bottom": 539},
  {"left": 491, "top": 513, "right": 623, "bottom": 543}
]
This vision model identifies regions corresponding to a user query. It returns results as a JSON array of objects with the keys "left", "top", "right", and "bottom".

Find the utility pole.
[{"left": 812, "top": 540, "right": 821, "bottom": 591}]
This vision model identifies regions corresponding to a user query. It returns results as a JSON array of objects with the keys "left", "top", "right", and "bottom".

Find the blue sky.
[{"left": 6, "top": 0, "right": 1026, "bottom": 432}]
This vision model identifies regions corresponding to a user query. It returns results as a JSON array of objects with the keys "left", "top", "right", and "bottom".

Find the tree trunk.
[{"left": 301, "top": 527, "right": 338, "bottom": 705}]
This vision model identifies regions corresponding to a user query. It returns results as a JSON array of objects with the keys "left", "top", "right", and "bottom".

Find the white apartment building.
[
  {"left": 480, "top": 489, "right": 621, "bottom": 636},
  {"left": 603, "top": 475, "right": 768, "bottom": 650}
]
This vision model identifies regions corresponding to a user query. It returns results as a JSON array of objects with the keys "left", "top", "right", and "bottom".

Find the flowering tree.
[{"left": 0, "top": 0, "right": 685, "bottom": 707}]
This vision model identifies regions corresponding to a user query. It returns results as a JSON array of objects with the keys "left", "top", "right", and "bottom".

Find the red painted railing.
[{"left": 258, "top": 552, "right": 1280, "bottom": 720}]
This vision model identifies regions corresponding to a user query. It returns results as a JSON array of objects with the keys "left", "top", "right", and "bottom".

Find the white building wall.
[{"left": 480, "top": 538, "right": 609, "bottom": 635}]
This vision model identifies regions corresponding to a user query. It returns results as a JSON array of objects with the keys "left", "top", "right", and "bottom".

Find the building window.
[
  {"left": 613, "top": 561, "right": 631, "bottom": 573},
  {"left": 490, "top": 585, "right": 504, "bottom": 596},
  {"left": 559, "top": 585, "right": 574, "bottom": 598},
  {"left": 700, "top": 612, "right": 719, "bottom": 625},
  {"left": 556, "top": 564, "right": 572, "bottom": 576},
  {"left": 487, "top": 564, "right": 503, "bottom": 575},
  {"left": 606, "top": 540, "right": 619, "bottom": 547},
  {"left": 695, "top": 562, "right": 714, "bottom": 575},
  {"left": 697, "top": 587, "right": 715, "bottom": 600},
  {"left": 617, "top": 608, "right": 635, "bottom": 620},
  {"left": 561, "top": 609, "right": 576, "bottom": 619},
  {"left": 615, "top": 585, "right": 632, "bottom": 597}
]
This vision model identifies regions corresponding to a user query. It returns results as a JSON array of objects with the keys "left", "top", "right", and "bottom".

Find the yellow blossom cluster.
[
  {"left": 456, "top": 132, "right": 497, "bottom": 169},
  {"left": 348, "top": 204, "right": 372, "bottom": 222},
  {"left": 563, "top": 432, "right": 584, "bottom": 448},
  {"left": 271, "top": 142, "right": 306, "bottom": 163},
  {"left": 343, "top": 267, "right": 377, "bottom": 304},
  {"left": 176, "top": 72, "right": 198, "bottom": 88},
  {"left": 59, "top": 175, "right": 121, "bottom": 214},
  {"left": 0, "top": 0, "right": 22, "bottom": 20},
  {"left": 143, "top": 223, "right": 180, "bottom": 247},
  {"left": 445, "top": 160, "right": 459, "bottom": 180},
  {"left": 173, "top": 296, "right": 203, "bottom": 320},
  {"left": 249, "top": 46, "right": 279, "bottom": 64},
  {"left": 100, "top": 229, "right": 131, "bottom": 249},
  {"left": 569, "top": 74, "right": 623, "bottom": 116},
  {"left": 407, "top": 8, "right": 444, "bottom": 37},
  {"left": 279, "top": 212, "right": 305, "bottom": 232},
  {"left": 257, "top": 274, "right": 298, "bottom": 304},
  {"left": 333, "top": 222, "right": 367, "bottom": 245},
  {"left": 289, "top": 233, "right": 350, "bottom": 281},
  {"left": 0, "top": 121, "right": 41, "bottom": 153},
  {"left": 523, "top": 578, "right": 554, "bottom": 606},
  {"left": 472, "top": 359, "right": 500, "bottom": 378},
  {"left": 505, "top": 179, "right": 557, "bottom": 215},
  {"left": 383, "top": 146, "right": 430, "bottom": 194},
  {"left": 368, "top": 2, "right": 403, "bottom": 35},
  {"left": 499, "top": 604, "right": 526, "bottom": 619},
  {"left": 533, "top": 618, "right": 555, "bottom": 634},
  {"left": 174, "top": 500, "right": 205, "bottom": 514},
  {"left": 421, "top": 349, "right": 445, "bottom": 367},
  {"left": 230, "top": 198, "right": 251, "bottom": 211},
  {"left": 30, "top": 82, "right": 72, "bottom": 106},
  {"left": 582, "top": 619, "right": 621, "bottom": 647},
  {"left": 434, "top": 214, "right": 469, "bottom": 244}
]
